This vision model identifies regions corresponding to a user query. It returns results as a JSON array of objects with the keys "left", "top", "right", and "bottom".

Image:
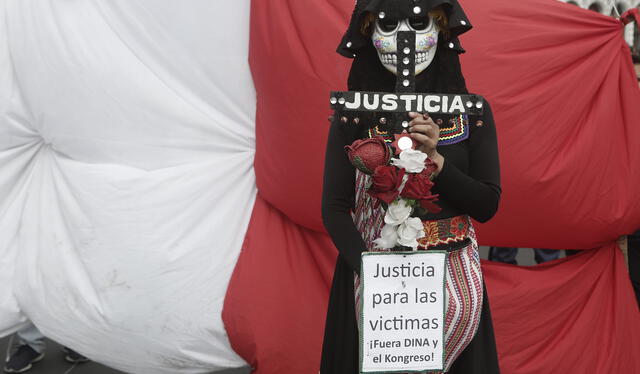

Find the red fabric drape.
[
  {"left": 223, "top": 196, "right": 335, "bottom": 374},
  {"left": 224, "top": 0, "right": 640, "bottom": 373},
  {"left": 621, "top": 8, "right": 640, "bottom": 25},
  {"left": 461, "top": 0, "right": 640, "bottom": 248},
  {"left": 482, "top": 247, "right": 639, "bottom": 373}
]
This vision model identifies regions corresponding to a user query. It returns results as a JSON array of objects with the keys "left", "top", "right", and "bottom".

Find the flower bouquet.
[{"left": 346, "top": 135, "right": 441, "bottom": 250}]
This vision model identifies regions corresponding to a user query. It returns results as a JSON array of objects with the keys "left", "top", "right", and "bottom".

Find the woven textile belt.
[{"left": 417, "top": 215, "right": 471, "bottom": 250}]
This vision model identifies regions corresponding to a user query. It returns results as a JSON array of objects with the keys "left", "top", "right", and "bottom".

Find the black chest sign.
[{"left": 330, "top": 91, "right": 484, "bottom": 114}]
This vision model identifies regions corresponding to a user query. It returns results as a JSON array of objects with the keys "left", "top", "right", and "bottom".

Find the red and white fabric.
[{"left": 0, "top": 1, "right": 254, "bottom": 373}]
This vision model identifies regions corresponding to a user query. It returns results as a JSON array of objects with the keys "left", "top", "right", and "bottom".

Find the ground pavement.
[{"left": 0, "top": 337, "right": 250, "bottom": 374}]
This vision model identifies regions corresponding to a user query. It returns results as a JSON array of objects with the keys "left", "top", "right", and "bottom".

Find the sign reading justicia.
[{"left": 360, "top": 251, "right": 446, "bottom": 373}]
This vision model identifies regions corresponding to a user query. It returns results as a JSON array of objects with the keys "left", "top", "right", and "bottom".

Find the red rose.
[
  {"left": 367, "top": 166, "right": 405, "bottom": 205},
  {"left": 400, "top": 169, "right": 442, "bottom": 213},
  {"left": 345, "top": 137, "right": 391, "bottom": 175},
  {"left": 419, "top": 199, "right": 442, "bottom": 214},
  {"left": 401, "top": 173, "right": 433, "bottom": 200}
]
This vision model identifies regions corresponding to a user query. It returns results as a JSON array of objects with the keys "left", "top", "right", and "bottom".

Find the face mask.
[{"left": 371, "top": 15, "right": 438, "bottom": 76}]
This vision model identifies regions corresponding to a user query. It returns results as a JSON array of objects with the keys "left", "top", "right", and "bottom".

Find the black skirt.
[{"left": 319, "top": 256, "right": 501, "bottom": 374}]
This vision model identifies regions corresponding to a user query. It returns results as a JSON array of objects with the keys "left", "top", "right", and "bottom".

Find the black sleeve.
[
  {"left": 321, "top": 121, "right": 367, "bottom": 275},
  {"left": 433, "top": 101, "right": 501, "bottom": 222}
]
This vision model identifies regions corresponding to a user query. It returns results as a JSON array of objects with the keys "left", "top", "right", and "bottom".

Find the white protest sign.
[{"left": 360, "top": 251, "right": 447, "bottom": 373}]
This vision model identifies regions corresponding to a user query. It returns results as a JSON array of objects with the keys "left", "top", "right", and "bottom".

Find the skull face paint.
[{"left": 372, "top": 15, "right": 438, "bottom": 75}]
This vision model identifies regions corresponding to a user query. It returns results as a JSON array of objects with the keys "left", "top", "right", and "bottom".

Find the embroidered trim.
[
  {"left": 418, "top": 215, "right": 471, "bottom": 249},
  {"left": 438, "top": 115, "right": 469, "bottom": 145},
  {"left": 367, "top": 125, "right": 394, "bottom": 143},
  {"left": 366, "top": 115, "right": 469, "bottom": 147}
]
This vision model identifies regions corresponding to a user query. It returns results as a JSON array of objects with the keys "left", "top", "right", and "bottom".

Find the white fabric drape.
[{"left": 0, "top": 1, "right": 255, "bottom": 372}]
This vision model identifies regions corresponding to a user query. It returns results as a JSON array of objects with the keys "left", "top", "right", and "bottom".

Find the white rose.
[
  {"left": 397, "top": 217, "right": 426, "bottom": 249},
  {"left": 374, "top": 224, "right": 399, "bottom": 249},
  {"left": 391, "top": 149, "right": 428, "bottom": 173},
  {"left": 384, "top": 199, "right": 412, "bottom": 226}
]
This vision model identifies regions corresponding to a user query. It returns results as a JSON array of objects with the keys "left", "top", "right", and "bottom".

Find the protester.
[
  {"left": 4, "top": 322, "right": 89, "bottom": 373},
  {"left": 489, "top": 247, "right": 560, "bottom": 265},
  {"left": 320, "top": 0, "right": 501, "bottom": 372}
]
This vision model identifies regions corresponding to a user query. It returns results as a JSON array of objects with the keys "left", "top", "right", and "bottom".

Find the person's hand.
[
  {"left": 408, "top": 112, "right": 445, "bottom": 173},
  {"left": 407, "top": 112, "right": 438, "bottom": 156}
]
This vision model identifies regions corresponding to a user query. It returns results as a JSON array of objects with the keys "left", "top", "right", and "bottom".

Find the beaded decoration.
[
  {"left": 367, "top": 125, "right": 394, "bottom": 143},
  {"left": 366, "top": 116, "right": 469, "bottom": 146}
]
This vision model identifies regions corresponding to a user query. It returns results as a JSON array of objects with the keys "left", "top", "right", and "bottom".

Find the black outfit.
[{"left": 320, "top": 1, "right": 501, "bottom": 372}]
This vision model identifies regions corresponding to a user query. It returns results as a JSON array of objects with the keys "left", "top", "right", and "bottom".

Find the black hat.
[{"left": 337, "top": 0, "right": 472, "bottom": 58}]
